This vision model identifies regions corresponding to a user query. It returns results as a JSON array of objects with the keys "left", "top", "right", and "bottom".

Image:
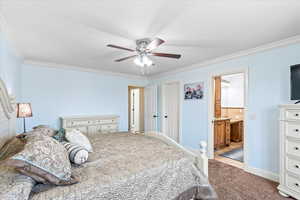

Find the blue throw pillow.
[{"left": 52, "top": 128, "right": 66, "bottom": 142}]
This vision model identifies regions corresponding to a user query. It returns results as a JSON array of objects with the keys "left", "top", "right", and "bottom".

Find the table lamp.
[{"left": 17, "top": 103, "right": 32, "bottom": 133}]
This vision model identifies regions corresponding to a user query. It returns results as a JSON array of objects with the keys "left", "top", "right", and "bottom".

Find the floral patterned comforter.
[
  {"left": 1, "top": 133, "right": 217, "bottom": 200},
  {"left": 0, "top": 166, "right": 35, "bottom": 200}
]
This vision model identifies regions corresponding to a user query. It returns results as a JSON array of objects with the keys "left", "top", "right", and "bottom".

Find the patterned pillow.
[
  {"left": 0, "top": 167, "right": 36, "bottom": 200},
  {"left": 65, "top": 129, "right": 93, "bottom": 152},
  {"left": 32, "top": 125, "right": 57, "bottom": 137},
  {"left": 62, "top": 142, "right": 89, "bottom": 165},
  {"left": 2, "top": 134, "right": 78, "bottom": 186}
]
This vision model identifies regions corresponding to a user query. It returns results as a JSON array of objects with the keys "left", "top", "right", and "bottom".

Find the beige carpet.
[{"left": 208, "top": 160, "right": 295, "bottom": 200}]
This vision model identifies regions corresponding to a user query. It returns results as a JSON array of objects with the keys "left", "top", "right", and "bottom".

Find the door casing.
[
  {"left": 207, "top": 67, "right": 249, "bottom": 167},
  {"left": 128, "top": 86, "right": 144, "bottom": 132}
]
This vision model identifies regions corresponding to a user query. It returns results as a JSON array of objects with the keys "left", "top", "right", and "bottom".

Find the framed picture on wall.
[{"left": 184, "top": 82, "right": 204, "bottom": 100}]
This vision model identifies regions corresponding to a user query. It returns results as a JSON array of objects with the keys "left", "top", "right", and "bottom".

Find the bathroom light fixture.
[{"left": 221, "top": 80, "right": 230, "bottom": 87}]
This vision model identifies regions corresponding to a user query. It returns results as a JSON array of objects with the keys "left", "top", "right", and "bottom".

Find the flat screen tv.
[{"left": 291, "top": 64, "right": 300, "bottom": 102}]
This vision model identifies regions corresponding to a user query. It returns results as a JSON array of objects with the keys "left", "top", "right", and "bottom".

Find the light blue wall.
[
  {"left": 3, "top": 23, "right": 300, "bottom": 175},
  {"left": 21, "top": 64, "right": 148, "bottom": 132},
  {"left": 151, "top": 43, "right": 300, "bottom": 174}
]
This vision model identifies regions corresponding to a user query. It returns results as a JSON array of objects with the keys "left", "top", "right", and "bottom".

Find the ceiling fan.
[{"left": 107, "top": 38, "right": 181, "bottom": 69}]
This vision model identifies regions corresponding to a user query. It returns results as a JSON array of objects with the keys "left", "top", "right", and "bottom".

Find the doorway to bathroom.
[{"left": 211, "top": 72, "right": 246, "bottom": 168}]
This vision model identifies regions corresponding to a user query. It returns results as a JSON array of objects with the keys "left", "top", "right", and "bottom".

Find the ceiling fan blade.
[
  {"left": 107, "top": 44, "right": 135, "bottom": 52},
  {"left": 151, "top": 52, "right": 181, "bottom": 59},
  {"left": 115, "top": 55, "right": 137, "bottom": 62},
  {"left": 146, "top": 38, "right": 165, "bottom": 51}
]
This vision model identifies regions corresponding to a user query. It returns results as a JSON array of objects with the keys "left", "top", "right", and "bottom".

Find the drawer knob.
[
  {"left": 296, "top": 147, "right": 299, "bottom": 150},
  {"left": 296, "top": 165, "right": 300, "bottom": 169},
  {"left": 295, "top": 183, "right": 299, "bottom": 187},
  {"left": 296, "top": 129, "right": 299, "bottom": 132},
  {"left": 296, "top": 114, "right": 299, "bottom": 117}
]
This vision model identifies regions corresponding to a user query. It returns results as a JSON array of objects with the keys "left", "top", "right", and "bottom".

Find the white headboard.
[{"left": 0, "top": 78, "right": 16, "bottom": 149}]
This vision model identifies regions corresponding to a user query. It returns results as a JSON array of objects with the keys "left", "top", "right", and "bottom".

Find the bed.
[{"left": 0, "top": 78, "right": 217, "bottom": 200}]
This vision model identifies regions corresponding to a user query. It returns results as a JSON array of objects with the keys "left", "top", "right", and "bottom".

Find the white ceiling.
[{"left": 1, "top": 0, "right": 300, "bottom": 77}]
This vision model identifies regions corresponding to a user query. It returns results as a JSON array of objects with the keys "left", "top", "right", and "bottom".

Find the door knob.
[
  {"left": 164, "top": 115, "right": 168, "bottom": 118},
  {"left": 153, "top": 115, "right": 158, "bottom": 118}
]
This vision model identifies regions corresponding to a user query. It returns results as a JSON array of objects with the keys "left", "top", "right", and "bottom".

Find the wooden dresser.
[
  {"left": 278, "top": 105, "right": 300, "bottom": 199},
  {"left": 61, "top": 115, "right": 119, "bottom": 136},
  {"left": 214, "top": 118, "right": 231, "bottom": 149}
]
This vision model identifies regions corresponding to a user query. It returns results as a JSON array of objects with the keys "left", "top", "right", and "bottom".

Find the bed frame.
[
  {"left": 0, "top": 78, "right": 208, "bottom": 177},
  {"left": 147, "top": 131, "right": 208, "bottom": 176},
  {"left": 62, "top": 115, "right": 209, "bottom": 176}
]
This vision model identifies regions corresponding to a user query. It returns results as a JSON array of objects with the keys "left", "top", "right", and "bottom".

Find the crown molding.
[
  {"left": 24, "top": 32, "right": 300, "bottom": 81},
  {"left": 23, "top": 60, "right": 148, "bottom": 81},
  {"left": 149, "top": 34, "right": 300, "bottom": 80},
  {"left": 0, "top": 12, "right": 23, "bottom": 60}
]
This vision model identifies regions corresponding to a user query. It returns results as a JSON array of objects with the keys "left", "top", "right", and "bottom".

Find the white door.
[
  {"left": 144, "top": 85, "right": 158, "bottom": 132},
  {"left": 162, "top": 82, "right": 180, "bottom": 142}
]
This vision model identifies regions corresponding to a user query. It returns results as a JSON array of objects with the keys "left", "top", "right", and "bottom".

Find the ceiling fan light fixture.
[
  {"left": 107, "top": 37, "right": 181, "bottom": 75},
  {"left": 143, "top": 55, "right": 153, "bottom": 66},
  {"left": 134, "top": 56, "right": 143, "bottom": 66},
  {"left": 134, "top": 55, "right": 153, "bottom": 67}
]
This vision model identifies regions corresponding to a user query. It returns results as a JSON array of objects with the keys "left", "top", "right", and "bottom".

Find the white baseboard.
[
  {"left": 244, "top": 165, "right": 279, "bottom": 182},
  {"left": 179, "top": 148, "right": 279, "bottom": 183}
]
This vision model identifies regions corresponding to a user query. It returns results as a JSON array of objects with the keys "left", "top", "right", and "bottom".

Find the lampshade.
[{"left": 17, "top": 103, "right": 33, "bottom": 118}]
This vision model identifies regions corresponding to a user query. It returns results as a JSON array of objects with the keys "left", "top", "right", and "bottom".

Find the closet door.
[
  {"left": 162, "top": 82, "right": 180, "bottom": 142},
  {"left": 144, "top": 85, "right": 158, "bottom": 132}
]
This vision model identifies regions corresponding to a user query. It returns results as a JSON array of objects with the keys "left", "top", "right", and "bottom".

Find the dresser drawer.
[
  {"left": 286, "top": 174, "right": 300, "bottom": 193},
  {"left": 287, "top": 140, "right": 300, "bottom": 157},
  {"left": 101, "top": 124, "right": 118, "bottom": 131},
  {"left": 87, "top": 125, "right": 101, "bottom": 135},
  {"left": 286, "top": 110, "right": 300, "bottom": 120},
  {"left": 286, "top": 122, "right": 300, "bottom": 139},
  {"left": 99, "top": 119, "right": 117, "bottom": 124},
  {"left": 287, "top": 157, "right": 300, "bottom": 175},
  {"left": 69, "top": 120, "right": 91, "bottom": 127}
]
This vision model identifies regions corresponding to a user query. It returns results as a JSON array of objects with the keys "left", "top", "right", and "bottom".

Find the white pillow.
[
  {"left": 62, "top": 142, "right": 89, "bottom": 165},
  {"left": 65, "top": 129, "right": 93, "bottom": 152}
]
